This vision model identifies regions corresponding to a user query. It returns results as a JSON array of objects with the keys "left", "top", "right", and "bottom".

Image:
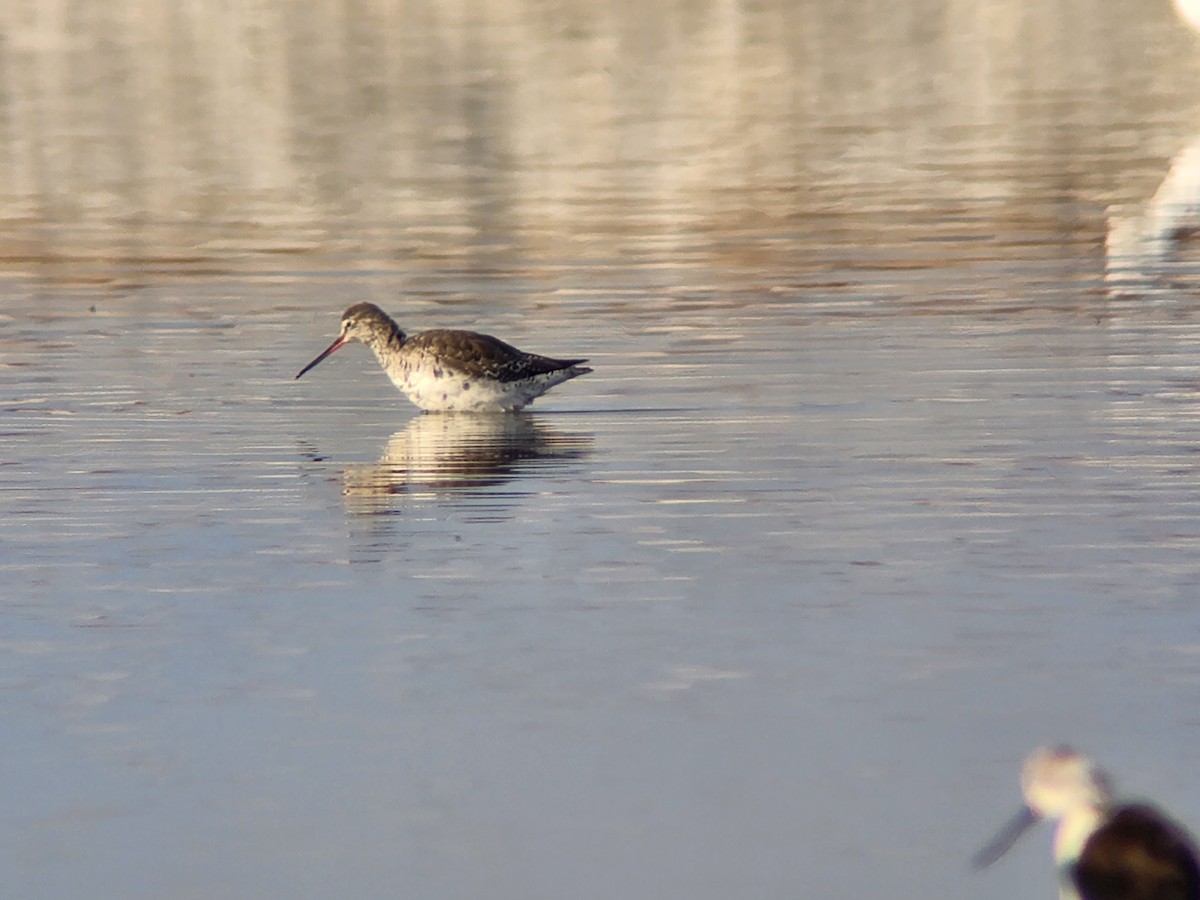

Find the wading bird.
[
  {"left": 296, "top": 302, "right": 591, "bottom": 412},
  {"left": 973, "top": 745, "right": 1199, "bottom": 900}
]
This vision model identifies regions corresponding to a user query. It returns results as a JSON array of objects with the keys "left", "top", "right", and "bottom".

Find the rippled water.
[{"left": 5, "top": 1, "right": 1200, "bottom": 898}]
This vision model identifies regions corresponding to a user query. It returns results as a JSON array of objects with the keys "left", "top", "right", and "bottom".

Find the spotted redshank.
[
  {"left": 295, "top": 302, "right": 591, "bottom": 412},
  {"left": 973, "top": 745, "right": 1200, "bottom": 900}
]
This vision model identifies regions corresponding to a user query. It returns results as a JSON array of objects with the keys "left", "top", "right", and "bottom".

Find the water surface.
[{"left": 4, "top": 1, "right": 1200, "bottom": 898}]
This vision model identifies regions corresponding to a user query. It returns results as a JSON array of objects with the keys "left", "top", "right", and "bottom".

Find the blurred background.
[{"left": 5, "top": 0, "right": 1199, "bottom": 292}]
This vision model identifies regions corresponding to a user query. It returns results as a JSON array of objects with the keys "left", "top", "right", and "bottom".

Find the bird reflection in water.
[
  {"left": 341, "top": 413, "right": 591, "bottom": 516},
  {"left": 1105, "top": 133, "right": 1200, "bottom": 292},
  {"left": 1105, "top": 1, "right": 1200, "bottom": 293}
]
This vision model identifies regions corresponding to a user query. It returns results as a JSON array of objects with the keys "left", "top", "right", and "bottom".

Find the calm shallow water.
[{"left": 5, "top": 1, "right": 1200, "bottom": 898}]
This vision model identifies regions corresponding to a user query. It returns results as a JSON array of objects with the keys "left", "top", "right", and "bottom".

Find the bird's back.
[
  {"left": 1073, "top": 804, "right": 1200, "bottom": 900},
  {"left": 405, "top": 329, "right": 589, "bottom": 384}
]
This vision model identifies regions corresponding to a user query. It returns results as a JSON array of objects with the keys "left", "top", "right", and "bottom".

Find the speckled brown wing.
[{"left": 406, "top": 330, "right": 589, "bottom": 383}]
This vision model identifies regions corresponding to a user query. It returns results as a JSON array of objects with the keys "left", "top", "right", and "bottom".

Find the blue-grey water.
[{"left": 5, "top": 1, "right": 1200, "bottom": 898}]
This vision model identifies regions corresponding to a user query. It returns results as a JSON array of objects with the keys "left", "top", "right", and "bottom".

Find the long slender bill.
[
  {"left": 296, "top": 336, "right": 348, "bottom": 379},
  {"left": 972, "top": 806, "right": 1040, "bottom": 870}
]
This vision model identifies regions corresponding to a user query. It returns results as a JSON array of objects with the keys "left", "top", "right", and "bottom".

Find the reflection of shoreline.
[
  {"left": 342, "top": 413, "right": 592, "bottom": 516},
  {"left": 1106, "top": 131, "right": 1200, "bottom": 292},
  {"left": 9, "top": 3, "right": 1195, "bottom": 274}
]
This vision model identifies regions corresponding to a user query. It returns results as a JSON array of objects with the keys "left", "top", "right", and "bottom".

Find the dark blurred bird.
[{"left": 972, "top": 745, "right": 1199, "bottom": 900}]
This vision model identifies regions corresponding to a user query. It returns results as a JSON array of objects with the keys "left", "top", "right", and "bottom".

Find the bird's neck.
[
  {"left": 363, "top": 323, "right": 407, "bottom": 362},
  {"left": 1054, "top": 803, "right": 1105, "bottom": 896}
]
